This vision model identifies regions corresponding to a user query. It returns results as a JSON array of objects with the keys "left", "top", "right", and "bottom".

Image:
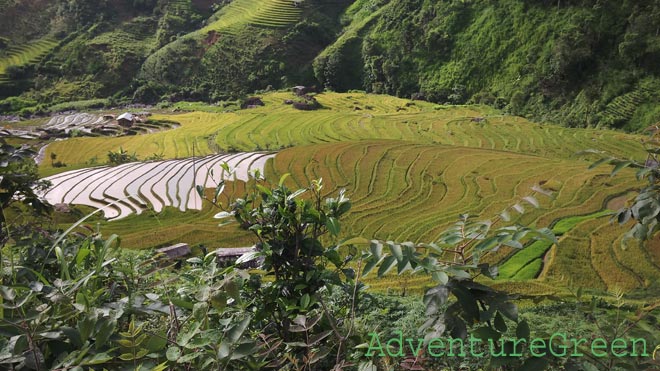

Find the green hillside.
[
  {"left": 0, "top": 0, "right": 658, "bottom": 131},
  {"left": 0, "top": 38, "right": 58, "bottom": 82},
  {"left": 315, "top": 0, "right": 660, "bottom": 131}
]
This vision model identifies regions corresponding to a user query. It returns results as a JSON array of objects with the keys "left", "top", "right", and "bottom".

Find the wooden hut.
[{"left": 117, "top": 112, "right": 135, "bottom": 127}]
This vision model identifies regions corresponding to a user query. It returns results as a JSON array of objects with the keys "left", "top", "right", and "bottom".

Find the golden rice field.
[
  {"left": 40, "top": 91, "right": 656, "bottom": 296},
  {"left": 41, "top": 92, "right": 646, "bottom": 175}
]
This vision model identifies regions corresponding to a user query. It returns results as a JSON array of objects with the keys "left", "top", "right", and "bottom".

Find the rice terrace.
[
  {"left": 2, "top": 0, "right": 660, "bottom": 369},
  {"left": 25, "top": 91, "right": 656, "bottom": 294}
]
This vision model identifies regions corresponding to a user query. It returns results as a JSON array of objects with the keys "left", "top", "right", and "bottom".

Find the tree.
[
  {"left": 0, "top": 140, "right": 51, "bottom": 246},
  {"left": 107, "top": 147, "right": 139, "bottom": 166},
  {"left": 225, "top": 176, "right": 359, "bottom": 367}
]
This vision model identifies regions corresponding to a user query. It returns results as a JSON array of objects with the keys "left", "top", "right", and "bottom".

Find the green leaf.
[
  {"left": 231, "top": 342, "right": 257, "bottom": 360},
  {"left": 178, "top": 350, "right": 202, "bottom": 363},
  {"left": 145, "top": 332, "right": 168, "bottom": 352},
  {"left": 220, "top": 161, "right": 231, "bottom": 173},
  {"left": 474, "top": 237, "right": 499, "bottom": 252},
  {"left": 453, "top": 287, "right": 479, "bottom": 324},
  {"left": 75, "top": 248, "right": 91, "bottom": 266},
  {"left": 324, "top": 249, "right": 342, "bottom": 267},
  {"left": 308, "top": 330, "right": 333, "bottom": 346},
  {"left": 473, "top": 326, "right": 501, "bottom": 342},
  {"left": 80, "top": 352, "right": 113, "bottom": 366},
  {"left": 177, "top": 322, "right": 201, "bottom": 347},
  {"left": 432, "top": 271, "right": 448, "bottom": 284},
  {"left": 326, "top": 217, "right": 340, "bottom": 236},
  {"left": 588, "top": 157, "right": 612, "bottom": 170},
  {"left": 236, "top": 251, "right": 260, "bottom": 264},
  {"left": 78, "top": 315, "right": 96, "bottom": 343},
  {"left": 195, "top": 185, "right": 205, "bottom": 198},
  {"left": 504, "top": 240, "right": 523, "bottom": 249},
  {"left": 170, "top": 298, "right": 194, "bottom": 310},
  {"left": 300, "top": 294, "right": 310, "bottom": 309},
  {"left": 531, "top": 184, "right": 553, "bottom": 197},
  {"left": 499, "top": 302, "right": 519, "bottom": 322},
  {"left": 287, "top": 188, "right": 307, "bottom": 200},
  {"left": 377, "top": 256, "right": 397, "bottom": 277},
  {"left": 119, "top": 349, "right": 148, "bottom": 361},
  {"left": 337, "top": 200, "right": 351, "bottom": 216},
  {"left": 494, "top": 312, "right": 507, "bottom": 333},
  {"left": 278, "top": 173, "right": 290, "bottom": 186},
  {"left": 512, "top": 203, "right": 524, "bottom": 214},
  {"left": 62, "top": 327, "right": 83, "bottom": 348},
  {"left": 389, "top": 242, "right": 403, "bottom": 261},
  {"left": 515, "top": 320, "right": 530, "bottom": 341},
  {"left": 257, "top": 183, "right": 274, "bottom": 195},
  {"left": 214, "top": 181, "right": 225, "bottom": 201},
  {"left": 226, "top": 316, "right": 251, "bottom": 343},
  {"left": 95, "top": 318, "right": 117, "bottom": 349},
  {"left": 0, "top": 286, "right": 16, "bottom": 301},
  {"left": 636, "top": 167, "right": 653, "bottom": 180},
  {"left": 211, "top": 292, "right": 227, "bottom": 311},
  {"left": 358, "top": 361, "right": 378, "bottom": 371},
  {"left": 362, "top": 256, "right": 382, "bottom": 277},
  {"left": 370, "top": 240, "right": 383, "bottom": 258},
  {"left": 611, "top": 160, "right": 633, "bottom": 176},
  {"left": 217, "top": 342, "right": 231, "bottom": 360}
]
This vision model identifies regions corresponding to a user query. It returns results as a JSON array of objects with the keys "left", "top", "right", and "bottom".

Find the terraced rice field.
[
  {"left": 199, "top": 0, "right": 302, "bottom": 36},
  {"left": 264, "top": 141, "right": 655, "bottom": 293},
  {"left": 41, "top": 92, "right": 657, "bottom": 294},
  {"left": 498, "top": 210, "right": 613, "bottom": 280},
  {"left": 0, "top": 37, "right": 57, "bottom": 82},
  {"left": 41, "top": 152, "right": 274, "bottom": 220},
  {"left": 541, "top": 217, "right": 660, "bottom": 291},
  {"left": 41, "top": 92, "right": 647, "bottom": 174},
  {"left": 43, "top": 113, "right": 112, "bottom": 135},
  {"left": 265, "top": 141, "right": 638, "bottom": 243}
]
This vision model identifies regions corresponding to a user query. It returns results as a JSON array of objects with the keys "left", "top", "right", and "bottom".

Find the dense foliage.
[
  {"left": 315, "top": 0, "right": 660, "bottom": 131},
  {"left": 2, "top": 143, "right": 660, "bottom": 369}
]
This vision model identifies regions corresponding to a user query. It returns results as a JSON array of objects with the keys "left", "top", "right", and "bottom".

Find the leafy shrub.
[
  {"left": 107, "top": 147, "right": 139, "bottom": 165},
  {"left": 0, "top": 96, "right": 37, "bottom": 113}
]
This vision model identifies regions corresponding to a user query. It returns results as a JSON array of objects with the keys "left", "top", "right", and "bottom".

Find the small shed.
[
  {"left": 102, "top": 114, "right": 116, "bottom": 120},
  {"left": 292, "top": 85, "right": 307, "bottom": 96},
  {"left": 293, "top": 85, "right": 317, "bottom": 96},
  {"left": 117, "top": 112, "right": 135, "bottom": 127},
  {"left": 155, "top": 243, "right": 191, "bottom": 259}
]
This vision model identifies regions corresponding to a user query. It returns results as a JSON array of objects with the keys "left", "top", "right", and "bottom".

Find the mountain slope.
[
  {"left": 314, "top": 0, "right": 660, "bottom": 130},
  {"left": 0, "top": 0, "right": 658, "bottom": 131}
]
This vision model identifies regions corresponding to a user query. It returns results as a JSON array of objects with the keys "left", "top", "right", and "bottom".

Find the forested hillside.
[
  {"left": 0, "top": 0, "right": 659, "bottom": 131},
  {"left": 314, "top": 0, "right": 660, "bottom": 130}
]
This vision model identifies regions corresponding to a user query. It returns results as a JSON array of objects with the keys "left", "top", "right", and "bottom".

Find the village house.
[{"left": 117, "top": 112, "right": 135, "bottom": 127}]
